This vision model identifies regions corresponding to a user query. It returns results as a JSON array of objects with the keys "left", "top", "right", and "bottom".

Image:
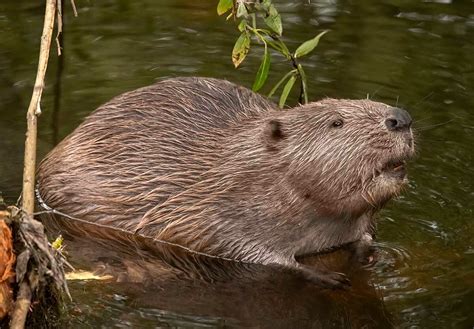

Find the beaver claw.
[{"left": 299, "top": 266, "right": 351, "bottom": 290}]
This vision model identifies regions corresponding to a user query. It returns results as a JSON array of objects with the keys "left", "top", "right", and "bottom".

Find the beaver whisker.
[
  {"left": 414, "top": 118, "right": 455, "bottom": 131},
  {"left": 410, "top": 91, "right": 434, "bottom": 109}
]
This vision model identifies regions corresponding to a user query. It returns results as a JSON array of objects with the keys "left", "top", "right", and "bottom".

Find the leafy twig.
[{"left": 217, "top": 0, "right": 328, "bottom": 108}]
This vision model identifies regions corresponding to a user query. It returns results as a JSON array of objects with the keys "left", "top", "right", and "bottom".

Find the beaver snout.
[{"left": 384, "top": 108, "right": 412, "bottom": 132}]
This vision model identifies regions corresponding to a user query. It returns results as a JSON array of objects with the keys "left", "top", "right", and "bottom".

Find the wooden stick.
[
  {"left": 13, "top": 1, "right": 57, "bottom": 327},
  {"left": 21, "top": 0, "right": 57, "bottom": 217},
  {"left": 70, "top": 0, "right": 78, "bottom": 17}
]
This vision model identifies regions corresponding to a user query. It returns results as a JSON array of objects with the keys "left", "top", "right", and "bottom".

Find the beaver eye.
[{"left": 331, "top": 119, "right": 343, "bottom": 128}]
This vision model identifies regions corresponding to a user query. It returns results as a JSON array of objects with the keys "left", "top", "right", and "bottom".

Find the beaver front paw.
[
  {"left": 298, "top": 265, "right": 351, "bottom": 290},
  {"left": 349, "top": 233, "right": 377, "bottom": 266}
]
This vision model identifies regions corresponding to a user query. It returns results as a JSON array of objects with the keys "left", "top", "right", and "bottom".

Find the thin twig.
[
  {"left": 21, "top": 0, "right": 57, "bottom": 216},
  {"left": 14, "top": 0, "right": 57, "bottom": 327},
  {"left": 70, "top": 0, "right": 78, "bottom": 17},
  {"left": 55, "top": 0, "right": 63, "bottom": 56}
]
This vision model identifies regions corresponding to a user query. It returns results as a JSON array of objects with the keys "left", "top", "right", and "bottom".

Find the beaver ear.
[{"left": 265, "top": 119, "right": 285, "bottom": 141}]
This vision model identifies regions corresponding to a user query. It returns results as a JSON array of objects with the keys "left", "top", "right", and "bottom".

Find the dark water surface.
[{"left": 0, "top": 0, "right": 473, "bottom": 328}]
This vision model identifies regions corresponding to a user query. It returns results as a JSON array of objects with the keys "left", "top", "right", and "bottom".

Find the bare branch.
[
  {"left": 70, "top": 0, "right": 78, "bottom": 17},
  {"left": 55, "top": 0, "right": 63, "bottom": 56},
  {"left": 21, "top": 0, "right": 57, "bottom": 217}
]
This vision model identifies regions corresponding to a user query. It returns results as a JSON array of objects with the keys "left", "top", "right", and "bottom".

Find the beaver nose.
[{"left": 385, "top": 108, "right": 412, "bottom": 131}]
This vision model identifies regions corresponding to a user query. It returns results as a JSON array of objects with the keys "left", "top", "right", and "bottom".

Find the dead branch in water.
[
  {"left": 12, "top": 0, "right": 57, "bottom": 320},
  {"left": 21, "top": 0, "right": 57, "bottom": 218},
  {"left": 9, "top": 206, "right": 70, "bottom": 329},
  {"left": 11, "top": 0, "right": 66, "bottom": 328},
  {"left": 12, "top": 0, "right": 57, "bottom": 321}
]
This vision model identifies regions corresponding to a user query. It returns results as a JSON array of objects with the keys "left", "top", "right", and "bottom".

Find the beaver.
[{"left": 36, "top": 77, "right": 415, "bottom": 288}]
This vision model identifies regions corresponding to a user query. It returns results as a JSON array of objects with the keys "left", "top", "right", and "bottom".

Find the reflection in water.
[{"left": 42, "top": 212, "right": 393, "bottom": 328}]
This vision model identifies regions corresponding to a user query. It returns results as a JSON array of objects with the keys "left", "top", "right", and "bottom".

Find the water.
[{"left": 0, "top": 0, "right": 473, "bottom": 327}]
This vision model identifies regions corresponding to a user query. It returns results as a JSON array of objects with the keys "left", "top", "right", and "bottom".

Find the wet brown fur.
[{"left": 37, "top": 77, "right": 414, "bottom": 287}]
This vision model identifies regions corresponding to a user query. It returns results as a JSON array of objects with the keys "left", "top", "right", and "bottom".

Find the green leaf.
[
  {"left": 297, "top": 64, "right": 308, "bottom": 104},
  {"left": 279, "top": 74, "right": 297, "bottom": 108},
  {"left": 294, "top": 30, "right": 328, "bottom": 58},
  {"left": 236, "top": 1, "right": 248, "bottom": 18},
  {"left": 232, "top": 32, "right": 251, "bottom": 68},
  {"left": 268, "top": 69, "right": 296, "bottom": 98},
  {"left": 51, "top": 235, "right": 64, "bottom": 250},
  {"left": 264, "top": 5, "right": 282, "bottom": 35},
  {"left": 217, "top": 0, "right": 233, "bottom": 16},
  {"left": 237, "top": 19, "right": 247, "bottom": 32},
  {"left": 261, "top": 0, "right": 271, "bottom": 11},
  {"left": 252, "top": 44, "right": 271, "bottom": 92}
]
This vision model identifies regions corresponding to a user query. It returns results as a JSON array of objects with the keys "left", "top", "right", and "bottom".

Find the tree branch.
[
  {"left": 21, "top": 0, "right": 57, "bottom": 216},
  {"left": 13, "top": 1, "right": 57, "bottom": 327}
]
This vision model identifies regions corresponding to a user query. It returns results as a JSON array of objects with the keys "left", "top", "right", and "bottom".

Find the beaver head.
[{"left": 263, "top": 99, "right": 414, "bottom": 220}]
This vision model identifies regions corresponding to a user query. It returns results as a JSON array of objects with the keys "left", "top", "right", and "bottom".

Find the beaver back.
[{"left": 37, "top": 77, "right": 275, "bottom": 231}]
